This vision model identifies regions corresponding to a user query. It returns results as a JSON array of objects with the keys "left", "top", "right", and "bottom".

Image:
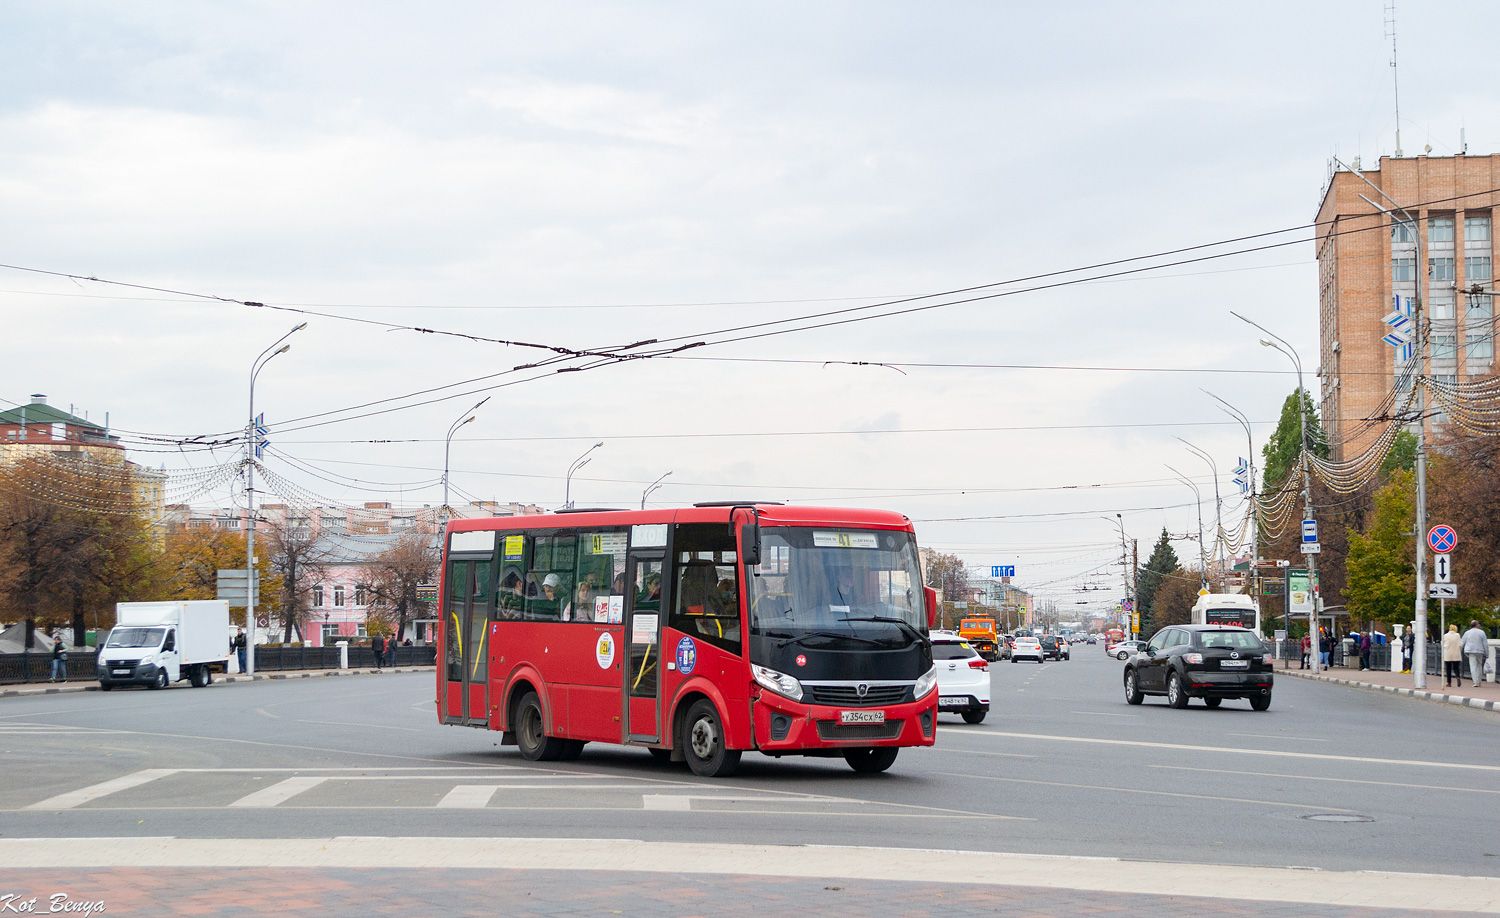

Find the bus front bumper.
[{"left": 751, "top": 690, "right": 937, "bottom": 752}]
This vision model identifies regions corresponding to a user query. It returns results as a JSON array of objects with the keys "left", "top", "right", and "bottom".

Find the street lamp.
[
  {"left": 442, "top": 396, "right": 490, "bottom": 524},
  {"left": 1165, "top": 464, "right": 1207, "bottom": 594},
  {"left": 245, "top": 322, "right": 305, "bottom": 676},
  {"left": 1203, "top": 389, "right": 1265, "bottom": 632},
  {"left": 1232, "top": 311, "right": 1322, "bottom": 674},
  {"left": 564, "top": 442, "right": 604, "bottom": 509},
  {"left": 1177, "top": 437, "right": 1226, "bottom": 584},
  {"left": 641, "top": 470, "right": 672, "bottom": 509}
]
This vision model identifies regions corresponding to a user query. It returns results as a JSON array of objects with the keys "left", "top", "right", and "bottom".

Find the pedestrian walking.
[
  {"left": 1359, "top": 631, "right": 1372, "bottom": 671},
  {"left": 49, "top": 637, "right": 68, "bottom": 682},
  {"left": 233, "top": 629, "right": 247, "bottom": 674},
  {"left": 372, "top": 634, "right": 385, "bottom": 671},
  {"left": 1318, "top": 627, "right": 1332, "bottom": 668},
  {"left": 1402, "top": 626, "right": 1414, "bottom": 674},
  {"left": 1442, "top": 624, "right": 1464, "bottom": 688},
  {"left": 1300, "top": 633, "right": 1311, "bottom": 669},
  {"left": 1461, "top": 620, "right": 1489, "bottom": 688}
]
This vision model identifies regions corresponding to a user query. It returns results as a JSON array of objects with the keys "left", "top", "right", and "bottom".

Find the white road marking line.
[
  {"left": 1228, "top": 733, "right": 1326, "bottom": 742},
  {"left": 3, "top": 837, "right": 1496, "bottom": 913},
  {"left": 1151, "top": 764, "right": 1500, "bottom": 794},
  {"left": 640, "top": 794, "right": 843, "bottom": 811},
  {"left": 229, "top": 776, "right": 328, "bottom": 807},
  {"left": 934, "top": 771, "right": 1353, "bottom": 812},
  {"left": 297, "top": 719, "right": 426, "bottom": 732},
  {"left": 1068, "top": 711, "right": 1137, "bottom": 717},
  {"left": 25, "top": 769, "right": 179, "bottom": 810},
  {"left": 436, "top": 785, "right": 500, "bottom": 808},
  {"left": 967, "top": 730, "right": 1500, "bottom": 772},
  {"left": 0, "top": 729, "right": 131, "bottom": 734},
  {"left": 642, "top": 794, "right": 692, "bottom": 810}
]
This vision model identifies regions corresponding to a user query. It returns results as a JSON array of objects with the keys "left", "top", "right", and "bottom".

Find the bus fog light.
[{"left": 751, "top": 664, "right": 803, "bottom": 701}]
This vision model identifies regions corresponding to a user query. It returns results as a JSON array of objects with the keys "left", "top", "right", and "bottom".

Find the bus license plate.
[
  {"left": 1221, "top": 660, "right": 1249, "bottom": 668},
  {"left": 840, "top": 710, "right": 885, "bottom": 725}
]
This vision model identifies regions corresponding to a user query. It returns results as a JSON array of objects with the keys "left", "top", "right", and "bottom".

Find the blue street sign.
[
  {"left": 1302, "top": 520, "right": 1318, "bottom": 543},
  {"left": 991, "top": 565, "right": 1015, "bottom": 578},
  {"left": 1428, "top": 525, "right": 1457, "bottom": 554}
]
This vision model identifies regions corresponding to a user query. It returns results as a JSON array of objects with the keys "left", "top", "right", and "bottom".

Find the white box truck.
[{"left": 96, "top": 601, "right": 231, "bottom": 690}]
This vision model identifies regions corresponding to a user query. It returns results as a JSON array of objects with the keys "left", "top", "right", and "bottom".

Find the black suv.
[
  {"left": 1123, "top": 625, "right": 1273, "bottom": 710},
  {"left": 1039, "top": 634, "right": 1068, "bottom": 661}
]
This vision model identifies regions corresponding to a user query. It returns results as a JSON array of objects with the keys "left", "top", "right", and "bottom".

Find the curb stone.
[{"left": 1281, "top": 669, "right": 1499, "bottom": 713}]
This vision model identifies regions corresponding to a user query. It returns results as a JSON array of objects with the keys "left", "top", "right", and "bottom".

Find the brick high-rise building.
[{"left": 1315, "top": 154, "right": 1500, "bottom": 461}]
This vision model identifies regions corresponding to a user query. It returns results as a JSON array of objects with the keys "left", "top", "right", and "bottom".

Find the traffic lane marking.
[
  {"left": 1, "top": 837, "right": 1495, "bottom": 912},
  {"left": 934, "top": 771, "right": 1355, "bottom": 812},
  {"left": 1228, "top": 733, "right": 1327, "bottom": 742},
  {"left": 25, "top": 769, "right": 179, "bottom": 810},
  {"left": 959, "top": 730, "right": 1500, "bottom": 772},
  {"left": 1151, "top": 764, "right": 1500, "bottom": 794},
  {"left": 230, "top": 776, "right": 328, "bottom": 807}
]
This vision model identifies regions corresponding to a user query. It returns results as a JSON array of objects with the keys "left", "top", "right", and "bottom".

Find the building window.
[
  {"left": 355, "top": 587, "right": 368, "bottom": 606},
  {"left": 223, "top": 519, "right": 240, "bottom": 530},
  {"left": 1430, "top": 216, "right": 1455, "bottom": 243},
  {"left": 1465, "top": 215, "right": 1491, "bottom": 243},
  {"left": 1392, "top": 257, "right": 1416, "bottom": 282},
  {"left": 321, "top": 623, "right": 343, "bottom": 644},
  {"left": 1430, "top": 295, "right": 1455, "bottom": 320},
  {"left": 1468, "top": 256, "right": 1493, "bottom": 284},
  {"left": 1392, "top": 221, "right": 1416, "bottom": 243},
  {"left": 1467, "top": 334, "right": 1494, "bottom": 362},
  {"left": 1432, "top": 335, "right": 1457, "bottom": 361},
  {"left": 334, "top": 585, "right": 346, "bottom": 607},
  {"left": 312, "top": 586, "right": 324, "bottom": 607},
  {"left": 1466, "top": 295, "right": 1493, "bottom": 322},
  {"left": 1430, "top": 257, "right": 1456, "bottom": 283}
]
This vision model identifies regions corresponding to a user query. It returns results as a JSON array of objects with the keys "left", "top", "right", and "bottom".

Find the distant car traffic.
[
  {"left": 1011, "top": 636, "right": 1044, "bottom": 663},
  {"left": 932, "top": 633, "right": 991, "bottom": 724},
  {"left": 1039, "top": 634, "right": 1068, "bottom": 661},
  {"left": 1122, "top": 625, "right": 1275, "bottom": 710},
  {"left": 1109, "top": 640, "right": 1147, "bottom": 661}
]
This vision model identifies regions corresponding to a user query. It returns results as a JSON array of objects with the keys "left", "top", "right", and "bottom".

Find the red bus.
[{"left": 437, "top": 503, "right": 939, "bottom": 776}]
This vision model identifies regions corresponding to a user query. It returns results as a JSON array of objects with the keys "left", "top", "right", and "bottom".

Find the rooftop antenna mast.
[{"left": 1386, "top": 0, "right": 1403, "bottom": 157}]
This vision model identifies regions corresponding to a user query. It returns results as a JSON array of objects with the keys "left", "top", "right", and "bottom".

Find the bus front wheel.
[
  {"left": 515, "top": 691, "right": 565, "bottom": 761},
  {"left": 683, "top": 699, "right": 740, "bottom": 778},
  {"left": 844, "top": 747, "right": 899, "bottom": 773}
]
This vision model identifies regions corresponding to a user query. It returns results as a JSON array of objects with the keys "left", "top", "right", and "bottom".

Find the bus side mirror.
[
  {"left": 739, "top": 520, "right": 761, "bottom": 567},
  {"left": 924, "top": 587, "right": 938, "bottom": 629}
]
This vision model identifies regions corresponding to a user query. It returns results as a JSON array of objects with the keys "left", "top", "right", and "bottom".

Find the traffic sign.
[
  {"left": 1434, "top": 554, "right": 1452, "bottom": 584},
  {"left": 1428, "top": 525, "right": 1458, "bottom": 554},
  {"left": 1301, "top": 542, "right": 1321, "bottom": 554},
  {"left": 1428, "top": 583, "right": 1458, "bottom": 600},
  {"left": 990, "top": 565, "right": 1015, "bottom": 578},
  {"left": 1302, "top": 520, "right": 1318, "bottom": 543}
]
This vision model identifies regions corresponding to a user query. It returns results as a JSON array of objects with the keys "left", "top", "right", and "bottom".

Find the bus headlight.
[
  {"left": 913, "top": 665, "right": 937, "bottom": 700},
  {"left": 751, "top": 665, "right": 803, "bottom": 702}
]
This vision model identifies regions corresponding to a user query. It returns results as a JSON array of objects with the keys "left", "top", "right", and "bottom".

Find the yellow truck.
[{"left": 958, "top": 617, "right": 1000, "bottom": 661}]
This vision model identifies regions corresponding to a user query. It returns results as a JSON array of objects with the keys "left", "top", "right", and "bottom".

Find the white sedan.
[
  {"left": 1011, "top": 636, "right": 1045, "bottom": 663},
  {"left": 1108, "top": 640, "right": 1148, "bottom": 661}
]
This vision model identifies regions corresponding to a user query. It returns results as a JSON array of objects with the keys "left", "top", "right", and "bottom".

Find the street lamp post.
[
  {"left": 1177, "top": 437, "right": 1227, "bottom": 584},
  {"left": 1203, "top": 390, "right": 1267, "bottom": 638},
  {"left": 1232, "top": 311, "right": 1322, "bottom": 673},
  {"left": 641, "top": 471, "right": 672, "bottom": 509},
  {"left": 442, "top": 397, "right": 490, "bottom": 525},
  {"left": 1165, "top": 464, "right": 1208, "bottom": 594},
  {"left": 564, "top": 442, "right": 604, "bottom": 509},
  {"left": 245, "top": 323, "right": 305, "bottom": 676}
]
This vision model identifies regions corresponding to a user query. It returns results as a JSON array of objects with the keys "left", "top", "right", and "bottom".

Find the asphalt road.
[{"left": 3, "top": 647, "right": 1498, "bottom": 877}]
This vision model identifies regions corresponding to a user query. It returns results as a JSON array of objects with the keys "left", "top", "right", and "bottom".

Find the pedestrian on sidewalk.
[
  {"left": 1359, "top": 632, "right": 1372, "bottom": 671},
  {"left": 233, "top": 629, "right": 247, "bottom": 673},
  {"left": 1461, "top": 621, "right": 1489, "bottom": 688},
  {"left": 372, "top": 634, "right": 386, "bottom": 671},
  {"left": 1442, "top": 624, "right": 1464, "bottom": 688},
  {"left": 1300, "top": 633, "right": 1311, "bottom": 669},
  {"left": 1402, "top": 626, "right": 1415, "bottom": 674},
  {"left": 1319, "top": 627, "right": 1332, "bottom": 668},
  {"left": 49, "top": 636, "right": 68, "bottom": 682}
]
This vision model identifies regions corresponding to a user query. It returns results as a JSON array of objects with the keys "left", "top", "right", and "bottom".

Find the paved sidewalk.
[
  {"left": 1279, "top": 660, "right": 1500, "bottom": 712},
  {"left": 0, "top": 666, "right": 434, "bottom": 699}
]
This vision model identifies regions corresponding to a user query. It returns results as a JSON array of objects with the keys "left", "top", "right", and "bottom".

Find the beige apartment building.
[{"left": 1315, "top": 154, "right": 1500, "bottom": 461}]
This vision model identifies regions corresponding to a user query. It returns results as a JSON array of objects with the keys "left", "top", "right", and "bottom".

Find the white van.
[{"left": 96, "top": 601, "right": 231, "bottom": 690}]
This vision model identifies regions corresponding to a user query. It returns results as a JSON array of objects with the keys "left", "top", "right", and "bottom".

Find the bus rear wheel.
[
  {"left": 515, "top": 691, "right": 565, "bottom": 761},
  {"left": 683, "top": 699, "right": 740, "bottom": 778},
  {"left": 844, "top": 747, "right": 899, "bottom": 773}
]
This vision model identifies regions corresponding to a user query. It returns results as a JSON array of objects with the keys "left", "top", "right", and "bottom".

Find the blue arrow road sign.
[{"left": 991, "top": 565, "right": 1015, "bottom": 578}]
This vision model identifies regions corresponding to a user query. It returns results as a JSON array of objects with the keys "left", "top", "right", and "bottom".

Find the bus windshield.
[
  {"left": 106, "top": 627, "right": 166, "bottom": 649},
  {"left": 746, "top": 527, "right": 924, "bottom": 647}
]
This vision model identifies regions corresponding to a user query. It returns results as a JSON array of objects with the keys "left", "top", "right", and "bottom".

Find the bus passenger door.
[
  {"left": 442, "top": 557, "right": 493, "bottom": 726},
  {"left": 624, "top": 554, "right": 664, "bottom": 743}
]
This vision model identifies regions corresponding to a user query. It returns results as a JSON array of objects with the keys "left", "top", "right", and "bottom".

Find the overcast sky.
[{"left": 3, "top": 1, "right": 1497, "bottom": 614}]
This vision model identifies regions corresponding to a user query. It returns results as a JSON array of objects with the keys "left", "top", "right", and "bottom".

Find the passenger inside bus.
[
  {"left": 497, "top": 570, "right": 526, "bottom": 620},
  {"left": 673, "top": 559, "right": 740, "bottom": 653},
  {"left": 563, "top": 581, "right": 594, "bottom": 622}
]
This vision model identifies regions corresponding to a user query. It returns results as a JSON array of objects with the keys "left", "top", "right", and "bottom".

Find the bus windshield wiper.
[
  {"left": 839, "top": 616, "right": 926, "bottom": 643},
  {"left": 776, "top": 631, "right": 882, "bottom": 648}
]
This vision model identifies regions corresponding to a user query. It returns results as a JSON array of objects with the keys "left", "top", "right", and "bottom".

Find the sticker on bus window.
[
  {"left": 812, "top": 531, "right": 879, "bottom": 549},
  {"left": 503, "top": 535, "right": 525, "bottom": 560},
  {"left": 676, "top": 637, "right": 697, "bottom": 675},
  {"left": 594, "top": 596, "right": 611, "bottom": 623},
  {"left": 589, "top": 533, "right": 627, "bottom": 555},
  {"left": 631, "top": 524, "right": 668, "bottom": 548},
  {"left": 596, "top": 632, "right": 616, "bottom": 669},
  {"left": 608, "top": 596, "right": 624, "bottom": 624},
  {"left": 632, "top": 613, "right": 658, "bottom": 645}
]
